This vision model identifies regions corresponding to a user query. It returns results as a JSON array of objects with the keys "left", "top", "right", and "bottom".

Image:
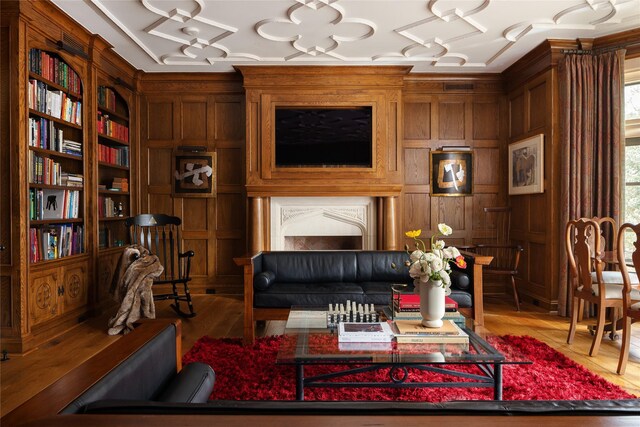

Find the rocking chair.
[{"left": 126, "top": 214, "right": 196, "bottom": 318}]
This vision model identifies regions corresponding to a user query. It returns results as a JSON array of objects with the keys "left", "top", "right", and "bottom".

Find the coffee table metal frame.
[{"left": 277, "top": 311, "right": 528, "bottom": 401}]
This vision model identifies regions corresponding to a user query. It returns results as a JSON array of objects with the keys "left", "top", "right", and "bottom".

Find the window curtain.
[{"left": 557, "top": 50, "right": 625, "bottom": 316}]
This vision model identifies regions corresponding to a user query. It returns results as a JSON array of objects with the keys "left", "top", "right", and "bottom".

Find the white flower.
[
  {"left": 423, "top": 252, "right": 437, "bottom": 262},
  {"left": 440, "top": 269, "right": 451, "bottom": 285},
  {"left": 438, "top": 223, "right": 453, "bottom": 236},
  {"left": 434, "top": 240, "right": 445, "bottom": 250},
  {"left": 430, "top": 257, "right": 443, "bottom": 272},
  {"left": 443, "top": 246, "right": 461, "bottom": 259},
  {"left": 410, "top": 250, "right": 424, "bottom": 262}
]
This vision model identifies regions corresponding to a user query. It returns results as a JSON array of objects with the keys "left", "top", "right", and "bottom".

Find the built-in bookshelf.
[
  {"left": 97, "top": 85, "right": 131, "bottom": 250},
  {"left": 28, "top": 48, "right": 85, "bottom": 263}
]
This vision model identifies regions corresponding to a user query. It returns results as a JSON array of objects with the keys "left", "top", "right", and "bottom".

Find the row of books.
[
  {"left": 28, "top": 79, "right": 83, "bottom": 125},
  {"left": 61, "top": 172, "right": 83, "bottom": 187},
  {"left": 29, "top": 151, "right": 62, "bottom": 185},
  {"left": 392, "top": 291, "right": 459, "bottom": 312},
  {"left": 29, "top": 48, "right": 81, "bottom": 95},
  {"left": 98, "top": 144, "right": 129, "bottom": 167},
  {"left": 98, "top": 196, "right": 118, "bottom": 218},
  {"left": 97, "top": 112, "right": 129, "bottom": 142},
  {"left": 29, "top": 224, "right": 84, "bottom": 263},
  {"left": 30, "top": 189, "right": 81, "bottom": 220},
  {"left": 109, "top": 177, "right": 129, "bottom": 192},
  {"left": 337, "top": 319, "right": 469, "bottom": 347},
  {"left": 97, "top": 86, "right": 118, "bottom": 111}
]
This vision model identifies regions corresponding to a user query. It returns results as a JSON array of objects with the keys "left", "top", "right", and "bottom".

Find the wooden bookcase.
[
  {"left": 26, "top": 47, "right": 90, "bottom": 328},
  {"left": 96, "top": 84, "right": 131, "bottom": 250}
]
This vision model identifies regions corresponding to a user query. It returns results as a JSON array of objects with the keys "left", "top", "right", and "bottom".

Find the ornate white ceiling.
[{"left": 52, "top": 0, "right": 640, "bottom": 73}]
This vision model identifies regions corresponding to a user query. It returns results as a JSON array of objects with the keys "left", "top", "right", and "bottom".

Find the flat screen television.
[{"left": 274, "top": 107, "right": 373, "bottom": 167}]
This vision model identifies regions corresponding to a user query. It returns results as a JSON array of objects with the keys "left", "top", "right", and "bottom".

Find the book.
[
  {"left": 394, "top": 319, "right": 462, "bottom": 336},
  {"left": 285, "top": 310, "right": 327, "bottom": 329},
  {"left": 338, "top": 322, "right": 394, "bottom": 343},
  {"left": 41, "top": 189, "right": 65, "bottom": 219},
  {"left": 391, "top": 319, "right": 469, "bottom": 346},
  {"left": 382, "top": 306, "right": 466, "bottom": 327},
  {"left": 393, "top": 293, "right": 458, "bottom": 310}
]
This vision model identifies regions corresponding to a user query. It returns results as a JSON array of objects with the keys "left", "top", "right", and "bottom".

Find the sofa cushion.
[
  {"left": 253, "top": 271, "right": 276, "bottom": 291},
  {"left": 262, "top": 252, "right": 357, "bottom": 283},
  {"left": 355, "top": 251, "right": 412, "bottom": 282},
  {"left": 254, "top": 282, "right": 365, "bottom": 307},
  {"left": 157, "top": 362, "right": 215, "bottom": 403}
]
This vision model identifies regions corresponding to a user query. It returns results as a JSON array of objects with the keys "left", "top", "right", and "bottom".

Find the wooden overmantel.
[{"left": 237, "top": 66, "right": 410, "bottom": 252}]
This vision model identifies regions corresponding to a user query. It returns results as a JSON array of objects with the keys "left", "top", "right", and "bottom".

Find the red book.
[{"left": 395, "top": 293, "right": 458, "bottom": 310}]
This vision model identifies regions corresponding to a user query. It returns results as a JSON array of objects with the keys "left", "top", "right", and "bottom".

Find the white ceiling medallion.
[{"left": 255, "top": 0, "right": 376, "bottom": 61}]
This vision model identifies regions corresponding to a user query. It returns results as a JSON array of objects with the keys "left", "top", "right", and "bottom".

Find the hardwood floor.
[{"left": 1, "top": 294, "right": 638, "bottom": 417}]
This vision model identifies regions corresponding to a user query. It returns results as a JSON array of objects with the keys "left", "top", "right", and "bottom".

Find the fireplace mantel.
[{"left": 239, "top": 66, "right": 407, "bottom": 252}]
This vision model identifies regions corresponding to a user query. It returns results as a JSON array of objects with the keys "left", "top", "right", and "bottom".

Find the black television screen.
[{"left": 275, "top": 107, "right": 373, "bottom": 167}]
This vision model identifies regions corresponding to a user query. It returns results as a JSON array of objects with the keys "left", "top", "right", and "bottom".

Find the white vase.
[{"left": 417, "top": 279, "right": 445, "bottom": 328}]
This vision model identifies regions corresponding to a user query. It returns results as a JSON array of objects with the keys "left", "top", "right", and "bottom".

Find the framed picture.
[
  {"left": 172, "top": 150, "right": 216, "bottom": 198},
  {"left": 430, "top": 150, "right": 473, "bottom": 196},
  {"left": 508, "top": 134, "right": 544, "bottom": 195}
]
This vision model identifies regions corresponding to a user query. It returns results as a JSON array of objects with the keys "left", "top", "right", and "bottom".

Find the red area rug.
[{"left": 183, "top": 335, "right": 636, "bottom": 402}]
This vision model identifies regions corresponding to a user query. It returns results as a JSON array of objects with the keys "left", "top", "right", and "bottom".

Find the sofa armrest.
[
  {"left": 157, "top": 362, "right": 215, "bottom": 403},
  {"left": 234, "top": 252, "right": 264, "bottom": 344},
  {"left": 459, "top": 250, "right": 492, "bottom": 326}
]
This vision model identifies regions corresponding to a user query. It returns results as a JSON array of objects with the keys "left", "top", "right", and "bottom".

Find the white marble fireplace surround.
[{"left": 270, "top": 197, "right": 376, "bottom": 251}]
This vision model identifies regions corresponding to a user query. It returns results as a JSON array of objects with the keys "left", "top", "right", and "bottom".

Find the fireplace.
[{"left": 270, "top": 197, "right": 376, "bottom": 250}]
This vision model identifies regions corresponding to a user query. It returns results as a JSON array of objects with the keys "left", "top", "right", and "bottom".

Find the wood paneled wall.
[
  {"left": 402, "top": 76, "right": 507, "bottom": 294},
  {"left": 139, "top": 75, "right": 246, "bottom": 294}
]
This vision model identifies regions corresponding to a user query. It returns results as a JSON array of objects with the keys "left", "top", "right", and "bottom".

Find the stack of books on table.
[
  {"left": 388, "top": 291, "right": 465, "bottom": 327},
  {"left": 338, "top": 322, "right": 395, "bottom": 343},
  {"left": 390, "top": 319, "right": 469, "bottom": 349}
]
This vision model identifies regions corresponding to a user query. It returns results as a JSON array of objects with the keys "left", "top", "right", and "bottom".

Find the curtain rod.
[{"left": 562, "top": 41, "right": 640, "bottom": 55}]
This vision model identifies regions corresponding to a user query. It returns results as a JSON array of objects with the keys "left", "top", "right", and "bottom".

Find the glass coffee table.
[{"left": 276, "top": 307, "right": 530, "bottom": 401}]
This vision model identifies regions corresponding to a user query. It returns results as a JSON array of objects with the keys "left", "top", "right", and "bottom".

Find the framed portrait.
[
  {"left": 430, "top": 150, "right": 473, "bottom": 196},
  {"left": 508, "top": 134, "right": 544, "bottom": 195},
  {"left": 172, "top": 150, "right": 216, "bottom": 198}
]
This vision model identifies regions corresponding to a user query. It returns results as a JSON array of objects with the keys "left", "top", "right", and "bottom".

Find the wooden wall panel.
[
  {"left": 403, "top": 193, "right": 431, "bottom": 231},
  {"left": 404, "top": 102, "right": 431, "bottom": 140},
  {"left": 474, "top": 148, "right": 500, "bottom": 185},
  {"left": 506, "top": 70, "right": 557, "bottom": 310},
  {"left": 1, "top": 277, "right": 11, "bottom": 327},
  {"left": 215, "top": 101, "right": 243, "bottom": 140},
  {"left": 181, "top": 101, "right": 208, "bottom": 140},
  {"left": 140, "top": 77, "right": 245, "bottom": 295},
  {"left": 217, "top": 194, "right": 245, "bottom": 230},
  {"left": 528, "top": 82, "right": 547, "bottom": 131},
  {"left": 217, "top": 148, "right": 243, "bottom": 186},
  {"left": 439, "top": 102, "right": 465, "bottom": 140},
  {"left": 147, "top": 149, "right": 173, "bottom": 186},
  {"left": 182, "top": 198, "right": 208, "bottom": 232},
  {"left": 403, "top": 148, "right": 429, "bottom": 185},
  {"left": 509, "top": 93, "right": 525, "bottom": 138},
  {"left": 147, "top": 102, "right": 174, "bottom": 140},
  {"left": 436, "top": 197, "right": 465, "bottom": 230},
  {"left": 473, "top": 101, "right": 500, "bottom": 140},
  {"left": 184, "top": 239, "right": 208, "bottom": 276}
]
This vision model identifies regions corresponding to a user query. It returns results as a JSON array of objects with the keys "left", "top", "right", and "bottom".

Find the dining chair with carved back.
[
  {"left": 565, "top": 218, "right": 632, "bottom": 357},
  {"left": 126, "top": 214, "right": 196, "bottom": 318},
  {"left": 615, "top": 222, "right": 640, "bottom": 374}
]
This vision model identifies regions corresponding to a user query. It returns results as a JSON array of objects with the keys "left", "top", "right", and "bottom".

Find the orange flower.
[{"left": 455, "top": 255, "right": 467, "bottom": 269}]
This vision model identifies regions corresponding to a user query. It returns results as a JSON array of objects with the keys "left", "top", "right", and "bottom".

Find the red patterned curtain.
[{"left": 557, "top": 50, "right": 625, "bottom": 316}]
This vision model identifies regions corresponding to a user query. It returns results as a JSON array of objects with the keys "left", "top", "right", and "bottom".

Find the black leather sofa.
[
  {"left": 235, "top": 250, "right": 487, "bottom": 343},
  {"left": 5, "top": 319, "right": 639, "bottom": 427}
]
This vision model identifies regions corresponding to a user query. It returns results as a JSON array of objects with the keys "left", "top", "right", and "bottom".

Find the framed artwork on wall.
[
  {"left": 172, "top": 150, "right": 216, "bottom": 198},
  {"left": 430, "top": 150, "right": 473, "bottom": 196},
  {"left": 508, "top": 134, "right": 544, "bottom": 195}
]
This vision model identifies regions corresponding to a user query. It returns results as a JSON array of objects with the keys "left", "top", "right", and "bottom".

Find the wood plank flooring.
[{"left": 1, "top": 295, "right": 638, "bottom": 417}]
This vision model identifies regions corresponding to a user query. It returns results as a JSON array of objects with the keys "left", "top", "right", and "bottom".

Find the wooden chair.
[
  {"left": 616, "top": 223, "right": 640, "bottom": 374},
  {"left": 473, "top": 207, "right": 524, "bottom": 311},
  {"left": 126, "top": 214, "right": 196, "bottom": 318},
  {"left": 565, "top": 218, "right": 630, "bottom": 356}
]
